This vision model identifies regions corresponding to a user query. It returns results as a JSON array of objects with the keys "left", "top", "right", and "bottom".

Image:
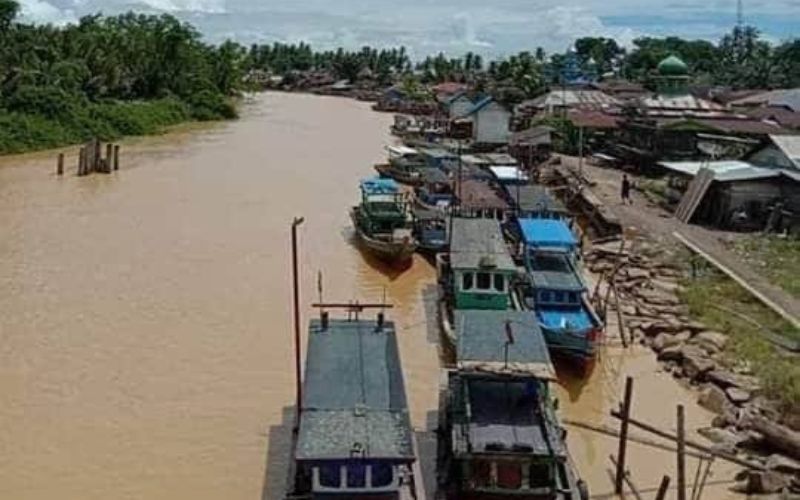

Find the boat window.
[
  {"left": 497, "top": 462, "right": 522, "bottom": 489},
  {"left": 462, "top": 272, "right": 474, "bottom": 290},
  {"left": 493, "top": 274, "right": 505, "bottom": 292},
  {"left": 568, "top": 292, "right": 579, "bottom": 304},
  {"left": 318, "top": 464, "right": 341, "bottom": 488},
  {"left": 554, "top": 291, "right": 565, "bottom": 303},
  {"left": 539, "top": 291, "right": 552, "bottom": 303},
  {"left": 530, "top": 462, "right": 554, "bottom": 488},
  {"left": 371, "top": 463, "right": 393, "bottom": 487},
  {"left": 347, "top": 463, "right": 367, "bottom": 488},
  {"left": 471, "top": 460, "right": 492, "bottom": 487},
  {"left": 476, "top": 272, "right": 491, "bottom": 290}
]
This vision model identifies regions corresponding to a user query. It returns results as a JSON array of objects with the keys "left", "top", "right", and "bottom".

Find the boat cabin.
[
  {"left": 292, "top": 316, "right": 417, "bottom": 499},
  {"left": 488, "top": 165, "right": 530, "bottom": 186},
  {"left": 505, "top": 185, "right": 569, "bottom": 220},
  {"left": 420, "top": 147, "right": 460, "bottom": 171},
  {"left": 438, "top": 311, "right": 583, "bottom": 499},
  {"left": 387, "top": 145, "right": 423, "bottom": 164},
  {"left": 416, "top": 167, "right": 453, "bottom": 209},
  {"left": 359, "top": 178, "right": 410, "bottom": 234},
  {"left": 456, "top": 179, "right": 510, "bottom": 220},
  {"left": 413, "top": 207, "right": 448, "bottom": 254},
  {"left": 447, "top": 218, "right": 518, "bottom": 310},
  {"left": 518, "top": 219, "right": 585, "bottom": 305}
]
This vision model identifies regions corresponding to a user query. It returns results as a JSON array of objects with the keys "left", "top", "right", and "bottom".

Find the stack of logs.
[
  {"left": 586, "top": 238, "right": 800, "bottom": 494},
  {"left": 56, "top": 139, "right": 120, "bottom": 176}
]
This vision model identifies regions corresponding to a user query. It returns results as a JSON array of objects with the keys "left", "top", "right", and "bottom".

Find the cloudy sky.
[{"left": 16, "top": 0, "right": 800, "bottom": 56}]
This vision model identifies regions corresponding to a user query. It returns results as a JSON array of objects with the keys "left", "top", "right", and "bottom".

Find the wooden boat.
[
  {"left": 436, "top": 309, "right": 588, "bottom": 500},
  {"left": 374, "top": 145, "right": 426, "bottom": 186},
  {"left": 503, "top": 184, "right": 570, "bottom": 221},
  {"left": 435, "top": 218, "right": 520, "bottom": 348},
  {"left": 351, "top": 177, "right": 418, "bottom": 265},
  {"left": 412, "top": 207, "right": 447, "bottom": 258},
  {"left": 512, "top": 218, "right": 603, "bottom": 374},
  {"left": 413, "top": 167, "right": 453, "bottom": 211},
  {"left": 286, "top": 306, "right": 423, "bottom": 499}
]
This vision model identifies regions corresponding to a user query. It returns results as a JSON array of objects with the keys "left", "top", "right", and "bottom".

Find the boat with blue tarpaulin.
[{"left": 351, "top": 177, "right": 418, "bottom": 265}]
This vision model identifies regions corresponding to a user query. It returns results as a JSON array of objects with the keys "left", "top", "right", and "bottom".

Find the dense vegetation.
[{"left": 0, "top": 0, "right": 241, "bottom": 154}]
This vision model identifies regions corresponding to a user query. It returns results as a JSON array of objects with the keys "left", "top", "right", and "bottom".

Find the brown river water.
[{"left": 0, "top": 92, "right": 741, "bottom": 500}]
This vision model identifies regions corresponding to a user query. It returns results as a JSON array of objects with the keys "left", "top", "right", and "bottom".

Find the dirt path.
[{"left": 557, "top": 155, "right": 800, "bottom": 328}]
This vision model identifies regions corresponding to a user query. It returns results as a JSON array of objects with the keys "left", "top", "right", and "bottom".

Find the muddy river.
[{"left": 0, "top": 92, "right": 740, "bottom": 499}]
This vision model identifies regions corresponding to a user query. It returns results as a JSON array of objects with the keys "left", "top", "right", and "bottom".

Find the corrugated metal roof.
[
  {"left": 450, "top": 218, "right": 516, "bottom": 271},
  {"left": 770, "top": 134, "right": 800, "bottom": 169},
  {"left": 731, "top": 88, "right": 800, "bottom": 112},
  {"left": 458, "top": 179, "right": 509, "bottom": 209},
  {"left": 640, "top": 94, "right": 724, "bottom": 111},
  {"left": 480, "top": 153, "right": 518, "bottom": 165},
  {"left": 297, "top": 319, "right": 414, "bottom": 461},
  {"left": 529, "top": 90, "right": 621, "bottom": 109},
  {"left": 489, "top": 166, "right": 530, "bottom": 182},
  {"left": 506, "top": 185, "right": 567, "bottom": 214},
  {"left": 418, "top": 167, "right": 449, "bottom": 184},
  {"left": 658, "top": 160, "right": 782, "bottom": 182},
  {"left": 455, "top": 309, "right": 555, "bottom": 379}
]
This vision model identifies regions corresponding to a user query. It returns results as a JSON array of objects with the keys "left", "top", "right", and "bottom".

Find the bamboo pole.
[
  {"left": 677, "top": 405, "right": 687, "bottom": 500},
  {"left": 615, "top": 376, "right": 634, "bottom": 494},
  {"left": 610, "top": 454, "right": 643, "bottom": 500},
  {"left": 562, "top": 419, "right": 707, "bottom": 459},
  {"left": 655, "top": 476, "right": 671, "bottom": 500}
]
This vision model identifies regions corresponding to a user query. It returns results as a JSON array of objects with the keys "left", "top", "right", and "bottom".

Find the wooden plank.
[
  {"left": 675, "top": 167, "right": 714, "bottom": 223},
  {"left": 673, "top": 231, "right": 800, "bottom": 330}
]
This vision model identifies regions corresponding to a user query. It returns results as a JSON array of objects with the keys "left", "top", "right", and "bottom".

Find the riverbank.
[{"left": 0, "top": 95, "right": 237, "bottom": 156}]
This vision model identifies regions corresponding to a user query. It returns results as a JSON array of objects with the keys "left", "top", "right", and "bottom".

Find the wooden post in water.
[
  {"left": 105, "top": 143, "right": 113, "bottom": 173},
  {"left": 56, "top": 153, "right": 64, "bottom": 175},
  {"left": 656, "top": 475, "right": 671, "bottom": 500},
  {"left": 677, "top": 405, "right": 687, "bottom": 500},
  {"left": 94, "top": 139, "right": 101, "bottom": 173},
  {"left": 113, "top": 145, "right": 120, "bottom": 171},
  {"left": 291, "top": 216, "right": 305, "bottom": 429},
  {"left": 78, "top": 148, "right": 86, "bottom": 176},
  {"left": 614, "top": 376, "right": 634, "bottom": 494}
]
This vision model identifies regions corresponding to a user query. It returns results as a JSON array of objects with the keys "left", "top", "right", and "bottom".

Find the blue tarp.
[
  {"left": 519, "top": 218, "right": 577, "bottom": 248},
  {"left": 360, "top": 177, "right": 399, "bottom": 195},
  {"left": 536, "top": 307, "right": 594, "bottom": 332}
]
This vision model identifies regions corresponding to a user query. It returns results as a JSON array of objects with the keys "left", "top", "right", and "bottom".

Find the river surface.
[{"left": 0, "top": 92, "right": 740, "bottom": 500}]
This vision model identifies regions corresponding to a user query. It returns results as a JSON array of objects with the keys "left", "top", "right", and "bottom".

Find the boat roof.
[
  {"left": 360, "top": 177, "right": 400, "bottom": 195},
  {"left": 387, "top": 145, "right": 418, "bottom": 156},
  {"left": 449, "top": 372, "right": 566, "bottom": 458},
  {"left": 480, "top": 153, "right": 518, "bottom": 165},
  {"left": 458, "top": 179, "right": 509, "bottom": 209},
  {"left": 528, "top": 253, "right": 585, "bottom": 291},
  {"left": 450, "top": 218, "right": 516, "bottom": 272},
  {"left": 419, "top": 167, "right": 449, "bottom": 184},
  {"left": 489, "top": 166, "right": 530, "bottom": 182},
  {"left": 413, "top": 207, "right": 445, "bottom": 221},
  {"left": 420, "top": 147, "right": 458, "bottom": 159},
  {"left": 455, "top": 309, "right": 556, "bottom": 380},
  {"left": 519, "top": 219, "right": 577, "bottom": 248},
  {"left": 506, "top": 185, "right": 568, "bottom": 214},
  {"left": 296, "top": 318, "right": 414, "bottom": 461}
]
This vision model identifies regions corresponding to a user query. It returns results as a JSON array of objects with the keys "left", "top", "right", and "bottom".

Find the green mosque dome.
[{"left": 658, "top": 55, "right": 689, "bottom": 77}]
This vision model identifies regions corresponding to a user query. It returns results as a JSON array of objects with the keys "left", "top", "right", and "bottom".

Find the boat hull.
[
  {"left": 375, "top": 163, "right": 424, "bottom": 187},
  {"left": 351, "top": 209, "right": 418, "bottom": 265}
]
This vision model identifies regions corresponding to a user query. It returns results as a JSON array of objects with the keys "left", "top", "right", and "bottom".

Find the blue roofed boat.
[
  {"left": 436, "top": 309, "right": 588, "bottom": 500},
  {"left": 512, "top": 218, "right": 603, "bottom": 374},
  {"left": 351, "top": 177, "right": 418, "bottom": 265},
  {"left": 287, "top": 310, "right": 423, "bottom": 499}
]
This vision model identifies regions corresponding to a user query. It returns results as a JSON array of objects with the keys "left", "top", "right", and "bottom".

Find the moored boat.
[
  {"left": 374, "top": 145, "right": 426, "bottom": 186},
  {"left": 436, "top": 309, "right": 588, "bottom": 500},
  {"left": 512, "top": 218, "right": 603, "bottom": 374},
  {"left": 286, "top": 305, "right": 422, "bottom": 499},
  {"left": 351, "top": 177, "right": 418, "bottom": 265},
  {"left": 412, "top": 207, "right": 448, "bottom": 258}
]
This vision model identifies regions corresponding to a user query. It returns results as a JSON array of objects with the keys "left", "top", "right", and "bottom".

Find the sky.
[{"left": 15, "top": 0, "right": 800, "bottom": 57}]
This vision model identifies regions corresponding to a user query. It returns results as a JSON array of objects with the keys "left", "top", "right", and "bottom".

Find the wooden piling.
[
  {"left": 677, "top": 405, "right": 687, "bottom": 500},
  {"left": 113, "top": 145, "right": 120, "bottom": 170},
  {"left": 93, "top": 139, "right": 101, "bottom": 172},
  {"left": 609, "top": 454, "right": 643, "bottom": 500},
  {"left": 56, "top": 153, "right": 64, "bottom": 175},
  {"left": 655, "top": 476, "right": 671, "bottom": 500},
  {"left": 105, "top": 143, "right": 113, "bottom": 173},
  {"left": 78, "top": 148, "right": 86, "bottom": 176},
  {"left": 614, "top": 376, "right": 634, "bottom": 494}
]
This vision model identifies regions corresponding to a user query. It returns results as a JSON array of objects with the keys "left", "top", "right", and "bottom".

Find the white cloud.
[{"left": 18, "top": 0, "right": 76, "bottom": 24}]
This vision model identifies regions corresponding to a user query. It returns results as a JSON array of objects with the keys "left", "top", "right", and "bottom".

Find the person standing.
[{"left": 621, "top": 174, "right": 632, "bottom": 205}]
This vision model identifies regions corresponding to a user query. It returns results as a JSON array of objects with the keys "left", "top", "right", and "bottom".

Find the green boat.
[{"left": 351, "top": 177, "right": 418, "bottom": 265}]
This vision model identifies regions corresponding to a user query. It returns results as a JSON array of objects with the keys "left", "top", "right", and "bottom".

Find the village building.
[
  {"left": 455, "top": 96, "right": 512, "bottom": 145},
  {"left": 658, "top": 134, "right": 800, "bottom": 233},
  {"left": 443, "top": 91, "right": 475, "bottom": 120}
]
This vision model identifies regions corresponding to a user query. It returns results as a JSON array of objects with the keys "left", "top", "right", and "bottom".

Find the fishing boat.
[
  {"left": 512, "top": 218, "right": 603, "bottom": 374},
  {"left": 436, "top": 309, "right": 588, "bottom": 500},
  {"left": 286, "top": 305, "right": 423, "bottom": 499},
  {"left": 351, "top": 177, "right": 418, "bottom": 265},
  {"left": 374, "top": 145, "right": 426, "bottom": 186},
  {"left": 412, "top": 207, "right": 447, "bottom": 257},
  {"left": 503, "top": 184, "right": 570, "bottom": 221},
  {"left": 414, "top": 167, "right": 453, "bottom": 211},
  {"left": 436, "top": 218, "right": 519, "bottom": 346}
]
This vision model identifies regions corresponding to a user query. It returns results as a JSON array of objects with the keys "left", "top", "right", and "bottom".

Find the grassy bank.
[
  {"left": 733, "top": 236, "right": 800, "bottom": 299},
  {"left": 680, "top": 265, "right": 800, "bottom": 412},
  {"left": 0, "top": 94, "right": 237, "bottom": 156}
]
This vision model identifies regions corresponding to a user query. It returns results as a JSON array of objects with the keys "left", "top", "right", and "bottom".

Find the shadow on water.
[
  {"left": 261, "top": 406, "right": 295, "bottom": 500},
  {"left": 553, "top": 357, "right": 593, "bottom": 403}
]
